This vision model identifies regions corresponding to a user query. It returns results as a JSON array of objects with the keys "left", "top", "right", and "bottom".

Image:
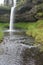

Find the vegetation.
[
  {"left": 26, "top": 20, "right": 43, "bottom": 43},
  {"left": 15, "top": 20, "right": 43, "bottom": 52},
  {"left": 0, "top": 31, "right": 4, "bottom": 43},
  {"left": 0, "top": 23, "right": 9, "bottom": 43},
  {"left": 0, "top": 20, "right": 43, "bottom": 51},
  {"left": 15, "top": 22, "right": 29, "bottom": 29},
  {"left": 0, "top": 26, "right": 4, "bottom": 43},
  {"left": 0, "top": 0, "right": 43, "bottom": 51},
  {"left": 0, "top": 6, "right": 11, "bottom": 10}
]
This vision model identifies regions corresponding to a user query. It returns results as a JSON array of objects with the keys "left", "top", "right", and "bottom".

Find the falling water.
[{"left": 9, "top": 0, "right": 16, "bottom": 31}]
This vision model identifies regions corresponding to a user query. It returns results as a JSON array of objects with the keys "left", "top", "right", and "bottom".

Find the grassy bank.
[
  {"left": 1, "top": 20, "right": 43, "bottom": 45},
  {"left": 0, "top": 31, "right": 4, "bottom": 43},
  {"left": 0, "top": 23, "right": 9, "bottom": 43},
  {"left": 15, "top": 20, "right": 43, "bottom": 52},
  {"left": 0, "top": 20, "right": 43, "bottom": 51},
  {"left": 26, "top": 20, "right": 43, "bottom": 43},
  {"left": 0, "top": 27, "right": 4, "bottom": 43},
  {"left": 14, "top": 20, "right": 43, "bottom": 45},
  {"left": 15, "top": 22, "right": 29, "bottom": 29}
]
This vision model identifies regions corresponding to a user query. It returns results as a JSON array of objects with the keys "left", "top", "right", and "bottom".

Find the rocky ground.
[{"left": 0, "top": 33, "right": 43, "bottom": 65}]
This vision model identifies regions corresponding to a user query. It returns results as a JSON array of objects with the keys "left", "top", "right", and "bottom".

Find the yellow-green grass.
[
  {"left": 26, "top": 20, "right": 43, "bottom": 43},
  {"left": 15, "top": 22, "right": 29, "bottom": 29},
  {"left": 0, "top": 20, "right": 43, "bottom": 51},
  {"left": 0, "top": 24, "right": 4, "bottom": 43},
  {"left": 15, "top": 20, "right": 43, "bottom": 52},
  {"left": 14, "top": 20, "right": 43, "bottom": 44},
  {"left": 26, "top": 20, "right": 43, "bottom": 52},
  {"left": 0, "top": 23, "right": 9, "bottom": 43},
  {"left": 0, "top": 31, "right": 4, "bottom": 43},
  {"left": 0, "top": 26, "right": 4, "bottom": 43}
]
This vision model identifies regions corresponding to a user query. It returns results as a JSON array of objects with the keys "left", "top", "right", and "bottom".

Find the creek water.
[
  {"left": 0, "top": 0, "right": 43, "bottom": 64},
  {"left": 0, "top": 31, "right": 43, "bottom": 65}
]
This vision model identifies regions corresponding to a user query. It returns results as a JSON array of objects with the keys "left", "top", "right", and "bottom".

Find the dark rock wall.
[
  {"left": 0, "top": 0, "right": 43, "bottom": 23},
  {"left": 0, "top": 8, "right": 10, "bottom": 23},
  {"left": 15, "top": 0, "right": 43, "bottom": 22}
]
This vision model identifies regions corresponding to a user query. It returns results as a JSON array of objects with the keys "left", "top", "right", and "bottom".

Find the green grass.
[
  {"left": 0, "top": 23, "right": 9, "bottom": 43},
  {"left": 14, "top": 20, "right": 43, "bottom": 52},
  {"left": 15, "top": 22, "right": 30, "bottom": 29},
  {"left": 0, "top": 23, "right": 9, "bottom": 30},
  {"left": 0, "top": 20, "right": 43, "bottom": 51},
  {"left": 0, "top": 22, "right": 9, "bottom": 43},
  {"left": 26, "top": 20, "right": 43, "bottom": 43},
  {"left": 0, "top": 31, "right": 4, "bottom": 43},
  {"left": 0, "top": 26, "right": 4, "bottom": 43},
  {"left": 26, "top": 20, "right": 43, "bottom": 52},
  {"left": 0, "top": 20, "right": 43, "bottom": 44},
  {"left": 14, "top": 20, "right": 43, "bottom": 44}
]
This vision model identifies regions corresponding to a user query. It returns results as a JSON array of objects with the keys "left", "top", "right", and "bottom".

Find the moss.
[
  {"left": 0, "top": 20, "right": 43, "bottom": 51},
  {"left": 14, "top": 22, "right": 29, "bottom": 29},
  {"left": 0, "top": 31, "right": 4, "bottom": 43},
  {"left": 15, "top": 20, "right": 43, "bottom": 52},
  {"left": 37, "top": 12, "right": 43, "bottom": 16},
  {"left": 26, "top": 20, "right": 43, "bottom": 52}
]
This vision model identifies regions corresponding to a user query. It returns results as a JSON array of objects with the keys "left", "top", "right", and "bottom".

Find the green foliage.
[
  {"left": 0, "top": 6, "right": 11, "bottom": 10},
  {"left": 26, "top": 20, "right": 43, "bottom": 42},
  {"left": 0, "top": 23, "right": 9, "bottom": 30},
  {"left": 37, "top": 12, "right": 43, "bottom": 16},
  {"left": 15, "top": 20, "right": 43, "bottom": 52},
  {"left": 26, "top": 20, "right": 43, "bottom": 52},
  {"left": 15, "top": 22, "right": 29, "bottom": 29},
  {"left": 0, "top": 31, "right": 4, "bottom": 43},
  {"left": 0, "top": 23, "right": 9, "bottom": 43},
  {"left": 0, "top": 20, "right": 43, "bottom": 51}
]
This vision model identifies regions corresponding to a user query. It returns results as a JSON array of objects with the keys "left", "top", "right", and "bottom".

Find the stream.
[{"left": 0, "top": 30, "right": 43, "bottom": 65}]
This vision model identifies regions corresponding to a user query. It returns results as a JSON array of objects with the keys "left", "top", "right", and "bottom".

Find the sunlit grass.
[
  {"left": 14, "top": 20, "right": 43, "bottom": 44},
  {"left": 26, "top": 20, "right": 43, "bottom": 42},
  {"left": 26, "top": 20, "right": 43, "bottom": 52},
  {"left": 0, "top": 31, "right": 4, "bottom": 43},
  {"left": 15, "top": 20, "right": 43, "bottom": 44},
  {"left": 0, "top": 23, "right": 9, "bottom": 43},
  {"left": 0, "top": 20, "right": 43, "bottom": 51}
]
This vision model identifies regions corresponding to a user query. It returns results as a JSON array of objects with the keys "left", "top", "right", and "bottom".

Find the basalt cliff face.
[
  {"left": 0, "top": 0, "right": 43, "bottom": 22},
  {"left": 15, "top": 0, "right": 43, "bottom": 22}
]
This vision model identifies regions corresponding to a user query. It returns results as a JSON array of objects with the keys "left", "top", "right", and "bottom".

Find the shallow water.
[{"left": 0, "top": 31, "right": 43, "bottom": 65}]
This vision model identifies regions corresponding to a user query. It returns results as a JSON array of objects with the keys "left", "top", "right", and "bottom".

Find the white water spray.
[{"left": 10, "top": 0, "right": 16, "bottom": 31}]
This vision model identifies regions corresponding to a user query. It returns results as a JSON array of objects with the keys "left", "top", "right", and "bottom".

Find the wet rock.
[
  {"left": 0, "top": 48, "right": 4, "bottom": 55},
  {"left": 0, "top": 0, "right": 43, "bottom": 22},
  {"left": 0, "top": 34, "right": 43, "bottom": 65}
]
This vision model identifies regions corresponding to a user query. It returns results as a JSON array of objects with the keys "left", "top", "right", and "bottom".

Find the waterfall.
[{"left": 9, "top": 0, "right": 16, "bottom": 31}]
